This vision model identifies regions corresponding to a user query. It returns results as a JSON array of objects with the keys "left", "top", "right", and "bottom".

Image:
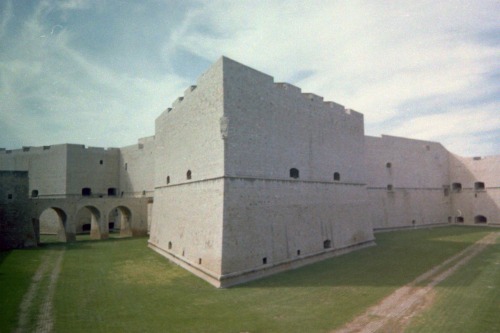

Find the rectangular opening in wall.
[
  {"left": 451, "top": 183, "right": 462, "bottom": 192},
  {"left": 262, "top": 257, "right": 267, "bottom": 265},
  {"left": 107, "top": 188, "right": 117, "bottom": 196},
  {"left": 474, "top": 182, "right": 485, "bottom": 191},
  {"left": 82, "top": 188, "right": 91, "bottom": 196},
  {"left": 7, "top": 193, "right": 13, "bottom": 200},
  {"left": 323, "top": 239, "right": 331, "bottom": 249},
  {"left": 31, "top": 190, "right": 39, "bottom": 198}
]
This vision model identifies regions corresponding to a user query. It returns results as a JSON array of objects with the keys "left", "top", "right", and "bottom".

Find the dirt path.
[
  {"left": 333, "top": 232, "right": 499, "bottom": 333},
  {"left": 15, "top": 249, "right": 65, "bottom": 333}
]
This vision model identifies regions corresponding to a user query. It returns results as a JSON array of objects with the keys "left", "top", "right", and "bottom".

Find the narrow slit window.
[{"left": 186, "top": 170, "right": 192, "bottom": 180}]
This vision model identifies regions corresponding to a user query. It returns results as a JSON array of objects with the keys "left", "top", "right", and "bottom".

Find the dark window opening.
[
  {"left": 323, "top": 239, "right": 331, "bottom": 249},
  {"left": 168, "top": 241, "right": 172, "bottom": 250},
  {"left": 107, "top": 188, "right": 117, "bottom": 196},
  {"left": 7, "top": 193, "right": 13, "bottom": 200},
  {"left": 99, "top": 160, "right": 103, "bottom": 165},
  {"left": 387, "top": 184, "right": 394, "bottom": 191},
  {"left": 120, "top": 191, "right": 124, "bottom": 197},
  {"left": 108, "top": 222, "right": 114, "bottom": 229},
  {"left": 456, "top": 216, "right": 464, "bottom": 223},
  {"left": 198, "top": 258, "right": 202, "bottom": 265},
  {"left": 166, "top": 176, "right": 170, "bottom": 184},
  {"left": 182, "top": 250, "right": 185, "bottom": 256},
  {"left": 31, "top": 190, "right": 39, "bottom": 198},
  {"left": 297, "top": 250, "right": 301, "bottom": 256},
  {"left": 186, "top": 170, "right": 192, "bottom": 180},
  {"left": 474, "top": 182, "right": 485, "bottom": 191},
  {"left": 290, "top": 168, "right": 299, "bottom": 179},
  {"left": 386, "top": 162, "right": 392, "bottom": 168},
  {"left": 333, "top": 172, "right": 340, "bottom": 181},
  {"left": 262, "top": 257, "right": 267, "bottom": 265},
  {"left": 474, "top": 215, "right": 487, "bottom": 224},
  {"left": 82, "top": 188, "right": 91, "bottom": 196},
  {"left": 451, "top": 183, "right": 462, "bottom": 192},
  {"left": 82, "top": 223, "right": 91, "bottom": 232}
]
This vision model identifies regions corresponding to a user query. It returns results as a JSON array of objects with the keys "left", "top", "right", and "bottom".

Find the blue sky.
[{"left": 0, "top": 0, "right": 498, "bottom": 156}]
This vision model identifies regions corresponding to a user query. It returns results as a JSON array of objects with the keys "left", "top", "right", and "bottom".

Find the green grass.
[
  {"left": 1, "top": 226, "right": 498, "bottom": 333},
  {"left": 406, "top": 234, "right": 500, "bottom": 333}
]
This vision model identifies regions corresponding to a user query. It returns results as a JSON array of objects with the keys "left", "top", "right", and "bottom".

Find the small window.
[
  {"left": 7, "top": 193, "right": 13, "bottom": 200},
  {"left": 290, "top": 168, "right": 299, "bottom": 179},
  {"left": 474, "top": 182, "right": 485, "bottom": 191},
  {"left": 451, "top": 183, "right": 462, "bottom": 192},
  {"left": 31, "top": 190, "right": 39, "bottom": 198},
  {"left": 297, "top": 250, "right": 301, "bottom": 256},
  {"left": 82, "top": 188, "right": 91, "bottom": 196},
  {"left": 120, "top": 191, "right": 124, "bottom": 197},
  {"left": 387, "top": 184, "right": 394, "bottom": 191},
  {"left": 166, "top": 176, "right": 170, "bottom": 184},
  {"left": 333, "top": 172, "right": 340, "bottom": 181},
  {"left": 107, "top": 188, "right": 117, "bottom": 196},
  {"left": 124, "top": 163, "right": 128, "bottom": 170},
  {"left": 262, "top": 257, "right": 267, "bottom": 265},
  {"left": 474, "top": 215, "right": 487, "bottom": 224},
  {"left": 168, "top": 241, "right": 172, "bottom": 250},
  {"left": 386, "top": 162, "right": 392, "bottom": 168},
  {"left": 99, "top": 160, "right": 103, "bottom": 165},
  {"left": 456, "top": 216, "right": 464, "bottom": 223},
  {"left": 198, "top": 258, "right": 202, "bottom": 265},
  {"left": 186, "top": 170, "right": 192, "bottom": 180},
  {"left": 323, "top": 239, "right": 331, "bottom": 249}
]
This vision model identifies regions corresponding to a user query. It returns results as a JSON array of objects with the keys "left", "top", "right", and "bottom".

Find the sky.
[{"left": 0, "top": 0, "right": 498, "bottom": 157}]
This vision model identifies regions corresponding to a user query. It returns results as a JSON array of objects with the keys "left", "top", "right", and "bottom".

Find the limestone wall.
[
  {"left": 449, "top": 154, "right": 500, "bottom": 225},
  {"left": 149, "top": 57, "right": 226, "bottom": 284},
  {"left": 65, "top": 144, "right": 120, "bottom": 197},
  {"left": 0, "top": 171, "right": 36, "bottom": 249},
  {"left": 365, "top": 135, "right": 452, "bottom": 229},
  {"left": 119, "top": 136, "right": 155, "bottom": 197}
]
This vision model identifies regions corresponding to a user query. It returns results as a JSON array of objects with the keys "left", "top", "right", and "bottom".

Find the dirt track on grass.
[
  {"left": 15, "top": 249, "right": 65, "bottom": 333},
  {"left": 333, "top": 232, "right": 499, "bottom": 333}
]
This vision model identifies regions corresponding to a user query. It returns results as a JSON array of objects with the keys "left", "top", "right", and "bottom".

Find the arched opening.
[
  {"left": 76, "top": 206, "right": 103, "bottom": 240},
  {"left": 456, "top": 216, "right": 464, "bottom": 223},
  {"left": 108, "top": 206, "right": 132, "bottom": 238},
  {"left": 290, "top": 168, "right": 299, "bottom": 179},
  {"left": 38, "top": 207, "right": 68, "bottom": 244},
  {"left": 333, "top": 172, "right": 340, "bottom": 181},
  {"left": 474, "top": 215, "right": 487, "bottom": 224}
]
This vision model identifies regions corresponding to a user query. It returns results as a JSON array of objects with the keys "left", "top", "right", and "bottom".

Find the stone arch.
[
  {"left": 76, "top": 205, "right": 103, "bottom": 240},
  {"left": 108, "top": 205, "right": 133, "bottom": 237},
  {"left": 39, "top": 207, "right": 68, "bottom": 243}
]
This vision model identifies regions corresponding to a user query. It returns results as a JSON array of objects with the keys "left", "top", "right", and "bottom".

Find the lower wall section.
[
  {"left": 222, "top": 178, "right": 374, "bottom": 277},
  {"left": 368, "top": 188, "right": 451, "bottom": 229}
]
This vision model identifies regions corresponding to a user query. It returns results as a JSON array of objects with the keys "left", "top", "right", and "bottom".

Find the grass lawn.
[{"left": 1, "top": 226, "right": 498, "bottom": 332}]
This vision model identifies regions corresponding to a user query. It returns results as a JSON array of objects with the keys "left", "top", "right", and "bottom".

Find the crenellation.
[
  {"left": 184, "top": 85, "right": 197, "bottom": 96},
  {"left": 172, "top": 96, "right": 184, "bottom": 108}
]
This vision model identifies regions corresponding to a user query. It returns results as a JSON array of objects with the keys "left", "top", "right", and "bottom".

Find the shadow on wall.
[{"left": 448, "top": 154, "right": 499, "bottom": 226}]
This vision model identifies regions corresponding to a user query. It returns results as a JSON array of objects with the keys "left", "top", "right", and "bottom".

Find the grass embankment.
[{"left": 0, "top": 226, "right": 497, "bottom": 332}]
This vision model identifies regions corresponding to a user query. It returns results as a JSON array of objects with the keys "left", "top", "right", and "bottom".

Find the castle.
[{"left": 1, "top": 57, "right": 498, "bottom": 287}]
